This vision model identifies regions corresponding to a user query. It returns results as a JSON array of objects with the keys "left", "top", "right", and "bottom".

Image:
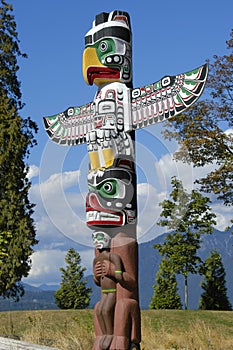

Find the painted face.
[
  {"left": 86, "top": 157, "right": 137, "bottom": 227},
  {"left": 82, "top": 11, "right": 132, "bottom": 87},
  {"left": 92, "top": 231, "right": 111, "bottom": 250}
]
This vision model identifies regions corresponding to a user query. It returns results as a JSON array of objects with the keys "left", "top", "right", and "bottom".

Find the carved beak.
[{"left": 82, "top": 47, "right": 120, "bottom": 86}]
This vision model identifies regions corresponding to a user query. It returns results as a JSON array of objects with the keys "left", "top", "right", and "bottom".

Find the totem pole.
[{"left": 44, "top": 10, "right": 208, "bottom": 350}]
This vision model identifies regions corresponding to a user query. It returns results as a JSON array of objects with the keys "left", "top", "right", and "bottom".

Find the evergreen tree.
[
  {"left": 163, "top": 29, "right": 233, "bottom": 206},
  {"left": 199, "top": 251, "right": 232, "bottom": 310},
  {"left": 55, "top": 248, "right": 91, "bottom": 309},
  {"left": 0, "top": 0, "right": 38, "bottom": 299},
  {"left": 150, "top": 258, "right": 181, "bottom": 310},
  {"left": 154, "top": 177, "right": 216, "bottom": 309}
]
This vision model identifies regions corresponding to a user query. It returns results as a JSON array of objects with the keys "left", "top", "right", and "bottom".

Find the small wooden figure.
[{"left": 93, "top": 231, "right": 123, "bottom": 349}]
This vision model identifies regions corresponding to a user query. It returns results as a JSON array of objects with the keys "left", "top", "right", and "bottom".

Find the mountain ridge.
[{"left": 0, "top": 227, "right": 232, "bottom": 311}]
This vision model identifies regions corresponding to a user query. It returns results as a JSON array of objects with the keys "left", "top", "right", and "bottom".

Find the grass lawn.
[{"left": 0, "top": 309, "right": 233, "bottom": 349}]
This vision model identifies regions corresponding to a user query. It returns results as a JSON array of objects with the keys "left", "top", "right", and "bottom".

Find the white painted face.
[{"left": 92, "top": 231, "right": 111, "bottom": 250}]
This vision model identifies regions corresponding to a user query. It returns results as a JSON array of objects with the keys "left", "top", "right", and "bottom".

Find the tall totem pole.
[{"left": 44, "top": 10, "right": 208, "bottom": 350}]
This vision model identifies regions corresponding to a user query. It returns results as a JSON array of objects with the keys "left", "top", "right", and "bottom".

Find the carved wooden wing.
[
  {"left": 130, "top": 63, "right": 208, "bottom": 130},
  {"left": 43, "top": 102, "right": 95, "bottom": 145}
]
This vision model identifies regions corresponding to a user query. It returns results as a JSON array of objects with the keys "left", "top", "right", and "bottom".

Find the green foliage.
[
  {"left": 199, "top": 250, "right": 232, "bottom": 310},
  {"left": 55, "top": 248, "right": 91, "bottom": 309},
  {"left": 150, "top": 258, "right": 182, "bottom": 310},
  {"left": 0, "top": 1, "right": 38, "bottom": 300},
  {"left": 163, "top": 29, "right": 233, "bottom": 206},
  {"left": 0, "top": 231, "right": 12, "bottom": 262},
  {"left": 154, "top": 177, "right": 216, "bottom": 309}
]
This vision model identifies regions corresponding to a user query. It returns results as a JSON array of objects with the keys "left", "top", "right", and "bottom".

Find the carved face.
[
  {"left": 86, "top": 158, "right": 137, "bottom": 227},
  {"left": 82, "top": 11, "right": 132, "bottom": 87},
  {"left": 92, "top": 231, "right": 111, "bottom": 250}
]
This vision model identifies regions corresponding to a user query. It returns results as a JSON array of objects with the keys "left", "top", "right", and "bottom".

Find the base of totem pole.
[
  {"left": 92, "top": 339, "right": 140, "bottom": 350},
  {"left": 129, "top": 343, "right": 140, "bottom": 350},
  {"left": 92, "top": 233, "right": 141, "bottom": 350}
]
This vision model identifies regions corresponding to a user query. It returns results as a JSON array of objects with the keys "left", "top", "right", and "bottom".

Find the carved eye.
[
  {"left": 65, "top": 108, "right": 74, "bottom": 117},
  {"left": 99, "top": 41, "right": 108, "bottom": 52},
  {"left": 103, "top": 182, "right": 114, "bottom": 193},
  {"left": 98, "top": 180, "right": 118, "bottom": 197}
]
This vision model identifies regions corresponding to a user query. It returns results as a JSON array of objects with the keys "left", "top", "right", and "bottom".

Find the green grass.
[
  {"left": 141, "top": 310, "right": 233, "bottom": 349},
  {"left": 0, "top": 309, "right": 233, "bottom": 349}
]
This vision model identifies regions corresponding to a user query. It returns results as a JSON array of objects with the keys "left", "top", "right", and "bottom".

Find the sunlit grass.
[{"left": 0, "top": 309, "right": 233, "bottom": 349}]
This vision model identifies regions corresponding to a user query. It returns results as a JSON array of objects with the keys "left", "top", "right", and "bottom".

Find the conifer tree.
[
  {"left": 150, "top": 258, "right": 181, "bottom": 310},
  {"left": 55, "top": 248, "right": 91, "bottom": 309},
  {"left": 199, "top": 251, "right": 232, "bottom": 310},
  {"left": 154, "top": 177, "right": 216, "bottom": 309},
  {"left": 0, "top": 0, "right": 38, "bottom": 299}
]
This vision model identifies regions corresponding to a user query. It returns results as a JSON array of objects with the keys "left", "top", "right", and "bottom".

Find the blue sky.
[{"left": 8, "top": 0, "right": 233, "bottom": 286}]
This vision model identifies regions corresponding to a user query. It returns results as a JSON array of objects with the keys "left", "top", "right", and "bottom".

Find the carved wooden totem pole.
[{"left": 44, "top": 10, "right": 208, "bottom": 350}]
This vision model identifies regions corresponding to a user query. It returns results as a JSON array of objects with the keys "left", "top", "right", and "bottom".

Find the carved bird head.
[{"left": 83, "top": 11, "right": 132, "bottom": 87}]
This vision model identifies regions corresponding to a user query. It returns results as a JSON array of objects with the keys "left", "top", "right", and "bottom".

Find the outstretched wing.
[
  {"left": 130, "top": 63, "right": 208, "bottom": 130},
  {"left": 43, "top": 102, "right": 95, "bottom": 145}
]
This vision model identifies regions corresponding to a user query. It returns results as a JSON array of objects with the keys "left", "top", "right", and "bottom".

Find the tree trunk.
[{"left": 184, "top": 275, "right": 188, "bottom": 310}]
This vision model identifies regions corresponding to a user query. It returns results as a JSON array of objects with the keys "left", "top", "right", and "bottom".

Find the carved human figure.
[
  {"left": 92, "top": 231, "right": 123, "bottom": 350},
  {"left": 92, "top": 230, "right": 141, "bottom": 350}
]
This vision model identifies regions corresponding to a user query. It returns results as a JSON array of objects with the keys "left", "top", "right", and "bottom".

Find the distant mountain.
[
  {"left": 39, "top": 284, "right": 60, "bottom": 291},
  {"left": 138, "top": 226, "right": 233, "bottom": 309},
  {"left": 0, "top": 284, "right": 58, "bottom": 311},
  {"left": 0, "top": 227, "right": 232, "bottom": 311},
  {"left": 23, "top": 283, "right": 41, "bottom": 292}
]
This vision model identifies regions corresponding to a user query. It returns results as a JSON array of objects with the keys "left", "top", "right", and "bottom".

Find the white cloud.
[
  {"left": 79, "top": 248, "right": 95, "bottom": 276},
  {"left": 39, "top": 170, "right": 81, "bottom": 195},
  {"left": 154, "top": 152, "right": 232, "bottom": 231},
  {"left": 211, "top": 202, "right": 233, "bottom": 231},
  {"left": 155, "top": 152, "right": 216, "bottom": 193},
  {"left": 137, "top": 183, "right": 167, "bottom": 242},
  {"left": 224, "top": 128, "right": 233, "bottom": 137},
  {"left": 27, "top": 164, "right": 39, "bottom": 179},
  {"left": 26, "top": 248, "right": 94, "bottom": 286},
  {"left": 30, "top": 170, "right": 91, "bottom": 248},
  {"left": 25, "top": 169, "right": 94, "bottom": 285},
  {"left": 27, "top": 250, "right": 66, "bottom": 285}
]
